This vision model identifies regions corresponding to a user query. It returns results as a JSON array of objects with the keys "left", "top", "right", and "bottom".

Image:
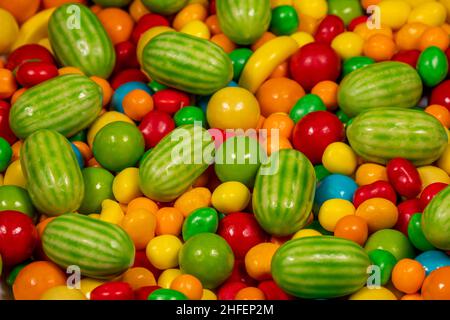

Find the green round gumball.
[
  {"left": 270, "top": 5, "right": 299, "bottom": 36},
  {"left": 229, "top": 48, "right": 253, "bottom": 82},
  {"left": 182, "top": 207, "right": 219, "bottom": 241},
  {"left": 364, "top": 229, "right": 415, "bottom": 261},
  {"left": 368, "top": 249, "right": 397, "bottom": 286},
  {"left": 78, "top": 167, "right": 115, "bottom": 214},
  {"left": 174, "top": 106, "right": 206, "bottom": 127},
  {"left": 328, "top": 0, "right": 363, "bottom": 26},
  {"left": 0, "top": 137, "right": 12, "bottom": 172},
  {"left": 148, "top": 288, "right": 187, "bottom": 300},
  {"left": 417, "top": 46, "right": 448, "bottom": 87},
  {"left": 92, "top": 121, "right": 145, "bottom": 172},
  {"left": 214, "top": 135, "right": 266, "bottom": 188},
  {"left": 289, "top": 94, "right": 326, "bottom": 123},
  {"left": 0, "top": 185, "right": 35, "bottom": 220},
  {"left": 342, "top": 56, "right": 375, "bottom": 77},
  {"left": 408, "top": 213, "right": 435, "bottom": 252},
  {"left": 179, "top": 233, "right": 234, "bottom": 289}
]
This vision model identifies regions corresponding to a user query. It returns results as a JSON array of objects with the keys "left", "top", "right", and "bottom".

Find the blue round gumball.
[
  {"left": 415, "top": 250, "right": 450, "bottom": 275},
  {"left": 111, "top": 82, "right": 152, "bottom": 113},
  {"left": 314, "top": 174, "right": 358, "bottom": 211}
]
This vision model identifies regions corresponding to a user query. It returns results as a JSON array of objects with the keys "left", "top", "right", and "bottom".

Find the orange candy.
[
  {"left": 58, "top": 66, "right": 84, "bottom": 76},
  {"left": 354, "top": 23, "right": 393, "bottom": 41},
  {"left": 418, "top": 26, "right": 450, "bottom": 51},
  {"left": 122, "top": 267, "right": 157, "bottom": 290},
  {"left": 36, "top": 217, "right": 56, "bottom": 238},
  {"left": 127, "top": 197, "right": 159, "bottom": 215},
  {"left": 90, "top": 76, "right": 113, "bottom": 107},
  {"left": 0, "top": 0, "right": 40, "bottom": 24},
  {"left": 425, "top": 104, "right": 450, "bottom": 128},
  {"left": 205, "top": 15, "right": 222, "bottom": 35},
  {"left": 13, "top": 261, "right": 67, "bottom": 300},
  {"left": 245, "top": 243, "right": 279, "bottom": 281},
  {"left": 355, "top": 163, "right": 388, "bottom": 186},
  {"left": 123, "top": 89, "right": 154, "bottom": 121},
  {"left": 262, "top": 112, "right": 294, "bottom": 139},
  {"left": 0, "top": 68, "right": 17, "bottom": 99},
  {"left": 311, "top": 81, "right": 339, "bottom": 110},
  {"left": 210, "top": 34, "right": 236, "bottom": 53},
  {"left": 173, "top": 187, "right": 212, "bottom": 217},
  {"left": 11, "top": 88, "right": 26, "bottom": 105},
  {"left": 334, "top": 215, "right": 369, "bottom": 246},
  {"left": 173, "top": 3, "right": 208, "bottom": 31},
  {"left": 235, "top": 287, "right": 266, "bottom": 300},
  {"left": 129, "top": 0, "right": 150, "bottom": 22},
  {"left": 170, "top": 274, "right": 203, "bottom": 300},
  {"left": 401, "top": 293, "right": 424, "bottom": 300},
  {"left": 392, "top": 259, "right": 426, "bottom": 294},
  {"left": 363, "top": 34, "right": 397, "bottom": 62},
  {"left": 42, "top": 0, "right": 86, "bottom": 8},
  {"left": 298, "top": 13, "right": 320, "bottom": 35},
  {"left": 421, "top": 266, "right": 450, "bottom": 300},
  {"left": 355, "top": 198, "right": 398, "bottom": 232},
  {"left": 72, "top": 141, "right": 93, "bottom": 162},
  {"left": 265, "top": 135, "right": 293, "bottom": 155},
  {"left": 121, "top": 208, "right": 157, "bottom": 250},
  {"left": 256, "top": 77, "right": 305, "bottom": 117},
  {"left": 97, "top": 8, "right": 134, "bottom": 45},
  {"left": 11, "top": 140, "right": 22, "bottom": 161},
  {"left": 395, "top": 23, "right": 429, "bottom": 51},
  {"left": 155, "top": 207, "right": 184, "bottom": 236},
  {"left": 269, "top": 62, "right": 289, "bottom": 79},
  {"left": 251, "top": 32, "right": 276, "bottom": 51},
  {"left": 361, "top": 0, "right": 381, "bottom": 9}
]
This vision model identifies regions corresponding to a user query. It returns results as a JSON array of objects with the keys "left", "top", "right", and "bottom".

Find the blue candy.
[
  {"left": 314, "top": 174, "right": 358, "bottom": 211},
  {"left": 111, "top": 82, "right": 152, "bottom": 113},
  {"left": 415, "top": 250, "right": 450, "bottom": 275}
]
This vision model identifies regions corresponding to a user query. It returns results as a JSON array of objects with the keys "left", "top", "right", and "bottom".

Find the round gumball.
[
  {"left": 179, "top": 233, "right": 234, "bottom": 289},
  {"left": 182, "top": 207, "right": 219, "bottom": 241},
  {"left": 395, "top": 199, "right": 422, "bottom": 235},
  {"left": 153, "top": 89, "right": 190, "bottom": 115},
  {"left": 387, "top": 157, "right": 421, "bottom": 199},
  {"left": 148, "top": 288, "right": 187, "bottom": 300},
  {"left": 0, "top": 101, "right": 16, "bottom": 144},
  {"left": 217, "top": 282, "right": 247, "bottom": 300},
  {"left": 111, "top": 81, "right": 152, "bottom": 113},
  {"left": 121, "top": 267, "right": 156, "bottom": 290},
  {"left": 258, "top": 280, "right": 292, "bottom": 300},
  {"left": 314, "top": 174, "right": 358, "bottom": 209},
  {"left": 122, "top": 89, "right": 154, "bottom": 121},
  {"left": 91, "top": 282, "right": 134, "bottom": 300},
  {"left": 292, "top": 111, "right": 344, "bottom": 164},
  {"left": 417, "top": 46, "right": 449, "bottom": 87},
  {"left": 408, "top": 213, "right": 434, "bottom": 251},
  {"left": 415, "top": 250, "right": 450, "bottom": 275},
  {"left": 139, "top": 110, "right": 175, "bottom": 148},
  {"left": 157, "top": 269, "right": 182, "bottom": 288},
  {"left": 430, "top": 80, "right": 450, "bottom": 111},
  {"left": 229, "top": 48, "right": 253, "bottom": 82},
  {"left": 270, "top": 5, "right": 299, "bottom": 36},
  {"left": 315, "top": 14, "right": 345, "bottom": 44},
  {"left": 392, "top": 259, "right": 426, "bottom": 294},
  {"left": 368, "top": 249, "right": 397, "bottom": 286},
  {"left": 342, "top": 56, "right": 375, "bottom": 77},
  {"left": 174, "top": 106, "right": 206, "bottom": 127},
  {"left": 0, "top": 211, "right": 38, "bottom": 266},
  {"left": 15, "top": 61, "right": 58, "bottom": 88},
  {"left": 78, "top": 167, "right": 114, "bottom": 214},
  {"left": 353, "top": 180, "right": 397, "bottom": 208},
  {"left": 146, "top": 235, "right": 182, "bottom": 270},
  {"left": 328, "top": 0, "right": 364, "bottom": 25},
  {"left": 421, "top": 267, "right": 450, "bottom": 300},
  {"left": 334, "top": 215, "right": 368, "bottom": 246},
  {"left": 93, "top": 121, "right": 144, "bottom": 172},
  {"left": 155, "top": 207, "right": 184, "bottom": 236},
  {"left": 0, "top": 185, "right": 35, "bottom": 219},
  {"left": 322, "top": 142, "right": 357, "bottom": 176},
  {"left": 365, "top": 229, "right": 415, "bottom": 261},
  {"left": 318, "top": 199, "right": 355, "bottom": 232},
  {"left": 174, "top": 187, "right": 212, "bottom": 217},
  {"left": 170, "top": 274, "right": 203, "bottom": 300},
  {"left": 235, "top": 287, "right": 265, "bottom": 300},
  {"left": 391, "top": 50, "right": 421, "bottom": 68},
  {"left": 289, "top": 94, "right": 326, "bottom": 123},
  {"left": 217, "top": 212, "right": 268, "bottom": 259},
  {"left": 355, "top": 198, "right": 398, "bottom": 232},
  {"left": 211, "top": 182, "right": 251, "bottom": 214},
  {"left": 244, "top": 242, "right": 279, "bottom": 281}
]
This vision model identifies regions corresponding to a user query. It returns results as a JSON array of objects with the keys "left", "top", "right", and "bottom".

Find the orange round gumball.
[
  {"left": 251, "top": 32, "right": 276, "bottom": 51},
  {"left": 155, "top": 207, "right": 184, "bottom": 236},
  {"left": 418, "top": 26, "right": 450, "bottom": 51},
  {"left": 235, "top": 287, "right": 265, "bottom": 300},
  {"left": 392, "top": 259, "right": 426, "bottom": 294},
  {"left": 127, "top": 197, "right": 159, "bottom": 215},
  {"left": 122, "top": 267, "right": 156, "bottom": 290},
  {"left": 401, "top": 294, "right": 424, "bottom": 300},
  {"left": 363, "top": 34, "right": 397, "bottom": 61},
  {"left": 42, "top": 0, "right": 86, "bottom": 8},
  {"left": 425, "top": 104, "right": 450, "bottom": 128},
  {"left": 205, "top": 15, "right": 221, "bottom": 35},
  {"left": 262, "top": 112, "right": 295, "bottom": 139},
  {"left": 245, "top": 243, "right": 279, "bottom": 281},
  {"left": 265, "top": 135, "right": 292, "bottom": 156},
  {"left": 123, "top": 89, "right": 154, "bottom": 121},
  {"left": 311, "top": 81, "right": 339, "bottom": 110},
  {"left": 395, "top": 23, "right": 428, "bottom": 51},
  {"left": 0, "top": 0, "right": 40, "bottom": 24},
  {"left": 90, "top": 76, "right": 113, "bottom": 107},
  {"left": 0, "top": 68, "right": 17, "bottom": 99},
  {"left": 334, "top": 215, "right": 369, "bottom": 246},
  {"left": 129, "top": 0, "right": 150, "bottom": 22},
  {"left": 97, "top": 8, "right": 134, "bottom": 45},
  {"left": 269, "top": 62, "right": 289, "bottom": 79},
  {"left": 170, "top": 274, "right": 203, "bottom": 300},
  {"left": 210, "top": 34, "right": 236, "bottom": 53},
  {"left": 421, "top": 267, "right": 450, "bottom": 300}
]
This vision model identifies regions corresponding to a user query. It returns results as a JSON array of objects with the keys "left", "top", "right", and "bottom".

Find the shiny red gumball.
[
  {"left": 217, "top": 212, "right": 268, "bottom": 259},
  {"left": 391, "top": 50, "right": 421, "bottom": 68},
  {"left": 153, "top": 89, "right": 190, "bottom": 115},
  {"left": 348, "top": 16, "right": 368, "bottom": 31},
  {"left": 289, "top": 43, "right": 341, "bottom": 91},
  {"left": 110, "top": 69, "right": 149, "bottom": 90},
  {"left": 395, "top": 199, "right": 422, "bottom": 235},
  {"left": 114, "top": 41, "right": 139, "bottom": 72},
  {"left": 420, "top": 183, "right": 448, "bottom": 210},
  {"left": 0, "top": 101, "right": 16, "bottom": 144},
  {"left": 224, "top": 260, "right": 258, "bottom": 286},
  {"left": 353, "top": 180, "right": 397, "bottom": 208},
  {"left": 90, "top": 282, "right": 134, "bottom": 300},
  {"left": 217, "top": 282, "right": 247, "bottom": 300},
  {"left": 209, "top": 0, "right": 216, "bottom": 14},
  {"left": 16, "top": 61, "right": 58, "bottom": 88},
  {"left": 131, "top": 13, "right": 169, "bottom": 44},
  {"left": 134, "top": 285, "right": 161, "bottom": 300},
  {"left": 430, "top": 80, "right": 450, "bottom": 111},
  {"left": 5, "top": 44, "right": 55, "bottom": 71},
  {"left": 0, "top": 211, "right": 38, "bottom": 266},
  {"left": 132, "top": 250, "right": 162, "bottom": 279},
  {"left": 292, "top": 111, "right": 344, "bottom": 164},
  {"left": 139, "top": 110, "right": 175, "bottom": 148},
  {"left": 258, "top": 280, "right": 292, "bottom": 300},
  {"left": 386, "top": 158, "right": 422, "bottom": 199},
  {"left": 314, "top": 15, "right": 345, "bottom": 45}
]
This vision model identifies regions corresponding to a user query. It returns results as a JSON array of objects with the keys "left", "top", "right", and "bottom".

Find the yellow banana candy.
[{"left": 238, "top": 36, "right": 299, "bottom": 93}]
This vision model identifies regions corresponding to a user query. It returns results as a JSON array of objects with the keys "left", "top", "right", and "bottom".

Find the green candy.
[
  {"left": 0, "top": 185, "right": 35, "bottom": 220},
  {"left": 314, "top": 165, "right": 331, "bottom": 182},
  {"left": 7, "top": 260, "right": 31, "bottom": 286},
  {"left": 93, "top": 122, "right": 144, "bottom": 172},
  {"left": 179, "top": 233, "right": 234, "bottom": 289},
  {"left": 174, "top": 106, "right": 206, "bottom": 127},
  {"left": 328, "top": 0, "right": 363, "bottom": 25},
  {"left": 148, "top": 80, "right": 167, "bottom": 93},
  {"left": 289, "top": 94, "right": 326, "bottom": 123},
  {"left": 229, "top": 48, "right": 253, "bottom": 82},
  {"left": 270, "top": 5, "right": 299, "bottom": 36},
  {"left": 368, "top": 249, "right": 397, "bottom": 286},
  {"left": 365, "top": 229, "right": 415, "bottom": 261},
  {"left": 408, "top": 213, "right": 435, "bottom": 251},
  {"left": 182, "top": 207, "right": 219, "bottom": 241},
  {"left": 78, "top": 168, "right": 115, "bottom": 214},
  {"left": 148, "top": 288, "right": 187, "bottom": 300},
  {"left": 142, "top": 0, "right": 188, "bottom": 15},
  {"left": 214, "top": 135, "right": 266, "bottom": 188},
  {"left": 0, "top": 137, "right": 12, "bottom": 172},
  {"left": 417, "top": 46, "right": 449, "bottom": 87},
  {"left": 342, "top": 56, "right": 375, "bottom": 77},
  {"left": 336, "top": 109, "right": 351, "bottom": 125}
]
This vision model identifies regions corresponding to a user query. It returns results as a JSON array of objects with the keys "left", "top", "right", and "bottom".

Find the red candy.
[
  {"left": 153, "top": 89, "right": 190, "bottom": 115},
  {"left": 419, "top": 182, "right": 448, "bottom": 210},
  {"left": 225, "top": 260, "right": 258, "bottom": 286},
  {"left": 217, "top": 212, "right": 268, "bottom": 259},
  {"left": 131, "top": 13, "right": 170, "bottom": 44},
  {"left": 139, "top": 110, "right": 175, "bottom": 148},
  {"left": 430, "top": 80, "right": 450, "bottom": 111},
  {"left": 289, "top": 43, "right": 341, "bottom": 91},
  {"left": 134, "top": 285, "right": 161, "bottom": 300},
  {"left": 110, "top": 69, "right": 149, "bottom": 90},
  {"left": 386, "top": 158, "right": 422, "bottom": 199},
  {"left": 348, "top": 16, "right": 368, "bottom": 31},
  {"left": 314, "top": 15, "right": 345, "bottom": 45},
  {"left": 353, "top": 180, "right": 397, "bottom": 208},
  {"left": 395, "top": 199, "right": 422, "bottom": 235},
  {"left": 0, "top": 211, "right": 38, "bottom": 267},
  {"left": 114, "top": 41, "right": 140, "bottom": 72},
  {"left": 132, "top": 250, "right": 162, "bottom": 279},
  {"left": 16, "top": 61, "right": 58, "bottom": 88},
  {"left": 217, "top": 281, "right": 247, "bottom": 300},
  {"left": 391, "top": 50, "right": 421, "bottom": 69},
  {"left": 0, "top": 101, "right": 16, "bottom": 144},
  {"left": 90, "top": 282, "right": 134, "bottom": 300},
  {"left": 292, "top": 111, "right": 345, "bottom": 164},
  {"left": 258, "top": 280, "right": 292, "bottom": 300},
  {"left": 5, "top": 44, "right": 55, "bottom": 71}
]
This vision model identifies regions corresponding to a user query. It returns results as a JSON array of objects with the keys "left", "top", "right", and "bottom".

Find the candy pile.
[{"left": 0, "top": 0, "right": 450, "bottom": 301}]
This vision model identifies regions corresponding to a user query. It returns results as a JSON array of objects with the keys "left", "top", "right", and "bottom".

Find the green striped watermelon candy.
[
  {"left": 48, "top": 4, "right": 115, "bottom": 78},
  {"left": 216, "top": 0, "right": 272, "bottom": 45},
  {"left": 20, "top": 129, "right": 84, "bottom": 216},
  {"left": 347, "top": 108, "right": 448, "bottom": 166},
  {"left": 139, "top": 124, "right": 214, "bottom": 202},
  {"left": 422, "top": 186, "right": 450, "bottom": 250},
  {"left": 9, "top": 74, "right": 102, "bottom": 139},
  {"left": 338, "top": 61, "right": 423, "bottom": 117},
  {"left": 43, "top": 213, "right": 135, "bottom": 279},
  {"left": 253, "top": 149, "right": 316, "bottom": 236},
  {"left": 272, "top": 236, "right": 371, "bottom": 299},
  {"left": 142, "top": 32, "right": 233, "bottom": 95},
  {"left": 141, "top": 0, "right": 188, "bottom": 15}
]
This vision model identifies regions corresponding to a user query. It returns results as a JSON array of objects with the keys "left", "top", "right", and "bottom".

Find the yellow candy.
[
  {"left": 318, "top": 199, "right": 356, "bottom": 232},
  {"left": 408, "top": 1, "right": 448, "bottom": 26},
  {"left": 136, "top": 26, "right": 174, "bottom": 65},
  {"left": 180, "top": 20, "right": 211, "bottom": 39},
  {"left": 211, "top": 181, "right": 251, "bottom": 214},
  {"left": 173, "top": 3, "right": 208, "bottom": 31},
  {"left": 349, "top": 286, "right": 398, "bottom": 300},
  {"left": 401, "top": 0, "right": 435, "bottom": 7},
  {"left": 322, "top": 142, "right": 358, "bottom": 176},
  {"left": 79, "top": 278, "right": 105, "bottom": 299},
  {"left": 100, "top": 199, "right": 124, "bottom": 225},
  {"left": 418, "top": 166, "right": 450, "bottom": 189},
  {"left": 4, "top": 160, "right": 27, "bottom": 188},
  {"left": 157, "top": 269, "right": 182, "bottom": 288},
  {"left": 441, "top": 0, "right": 450, "bottom": 21},
  {"left": 121, "top": 267, "right": 157, "bottom": 290},
  {"left": 88, "top": 213, "right": 101, "bottom": 219},
  {"left": 355, "top": 163, "right": 388, "bottom": 186},
  {"left": 0, "top": 8, "right": 19, "bottom": 54},
  {"left": 146, "top": 235, "right": 183, "bottom": 270},
  {"left": 292, "top": 228, "right": 322, "bottom": 239},
  {"left": 293, "top": 0, "right": 328, "bottom": 20},
  {"left": 0, "top": 174, "right": 3, "bottom": 186},
  {"left": 331, "top": 31, "right": 364, "bottom": 59},
  {"left": 40, "top": 286, "right": 86, "bottom": 300},
  {"left": 290, "top": 31, "right": 315, "bottom": 48},
  {"left": 201, "top": 289, "right": 218, "bottom": 300},
  {"left": 112, "top": 167, "right": 142, "bottom": 204},
  {"left": 437, "top": 144, "right": 450, "bottom": 174},
  {"left": 379, "top": 0, "right": 412, "bottom": 29},
  {"left": 87, "top": 111, "right": 134, "bottom": 147}
]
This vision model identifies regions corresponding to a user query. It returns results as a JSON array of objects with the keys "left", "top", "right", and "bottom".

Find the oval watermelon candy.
[{"left": 422, "top": 186, "right": 450, "bottom": 250}]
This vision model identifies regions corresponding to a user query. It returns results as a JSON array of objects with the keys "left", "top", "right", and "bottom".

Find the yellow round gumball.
[
  {"left": 201, "top": 289, "right": 218, "bottom": 300},
  {"left": 211, "top": 181, "right": 251, "bottom": 214},
  {"left": 322, "top": 142, "right": 358, "bottom": 175},
  {"left": 378, "top": 0, "right": 412, "bottom": 30},
  {"left": 146, "top": 235, "right": 183, "bottom": 270},
  {"left": 292, "top": 229, "right": 322, "bottom": 239},
  {"left": 0, "top": 9, "right": 19, "bottom": 54},
  {"left": 271, "top": 0, "right": 293, "bottom": 7},
  {"left": 418, "top": 165, "right": 450, "bottom": 189},
  {"left": 408, "top": 1, "right": 448, "bottom": 26},
  {"left": 180, "top": 20, "right": 210, "bottom": 39},
  {"left": 79, "top": 278, "right": 105, "bottom": 299},
  {"left": 437, "top": 144, "right": 450, "bottom": 174},
  {"left": 3, "top": 160, "right": 27, "bottom": 188},
  {"left": 121, "top": 267, "right": 157, "bottom": 290},
  {"left": 112, "top": 167, "right": 142, "bottom": 204},
  {"left": 100, "top": 199, "right": 124, "bottom": 225},
  {"left": 331, "top": 32, "right": 364, "bottom": 60},
  {"left": 157, "top": 269, "right": 182, "bottom": 288},
  {"left": 40, "top": 286, "right": 86, "bottom": 300},
  {"left": 293, "top": 0, "right": 328, "bottom": 20},
  {"left": 318, "top": 199, "right": 356, "bottom": 232},
  {"left": 290, "top": 31, "right": 315, "bottom": 48},
  {"left": 349, "top": 286, "right": 398, "bottom": 300}
]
